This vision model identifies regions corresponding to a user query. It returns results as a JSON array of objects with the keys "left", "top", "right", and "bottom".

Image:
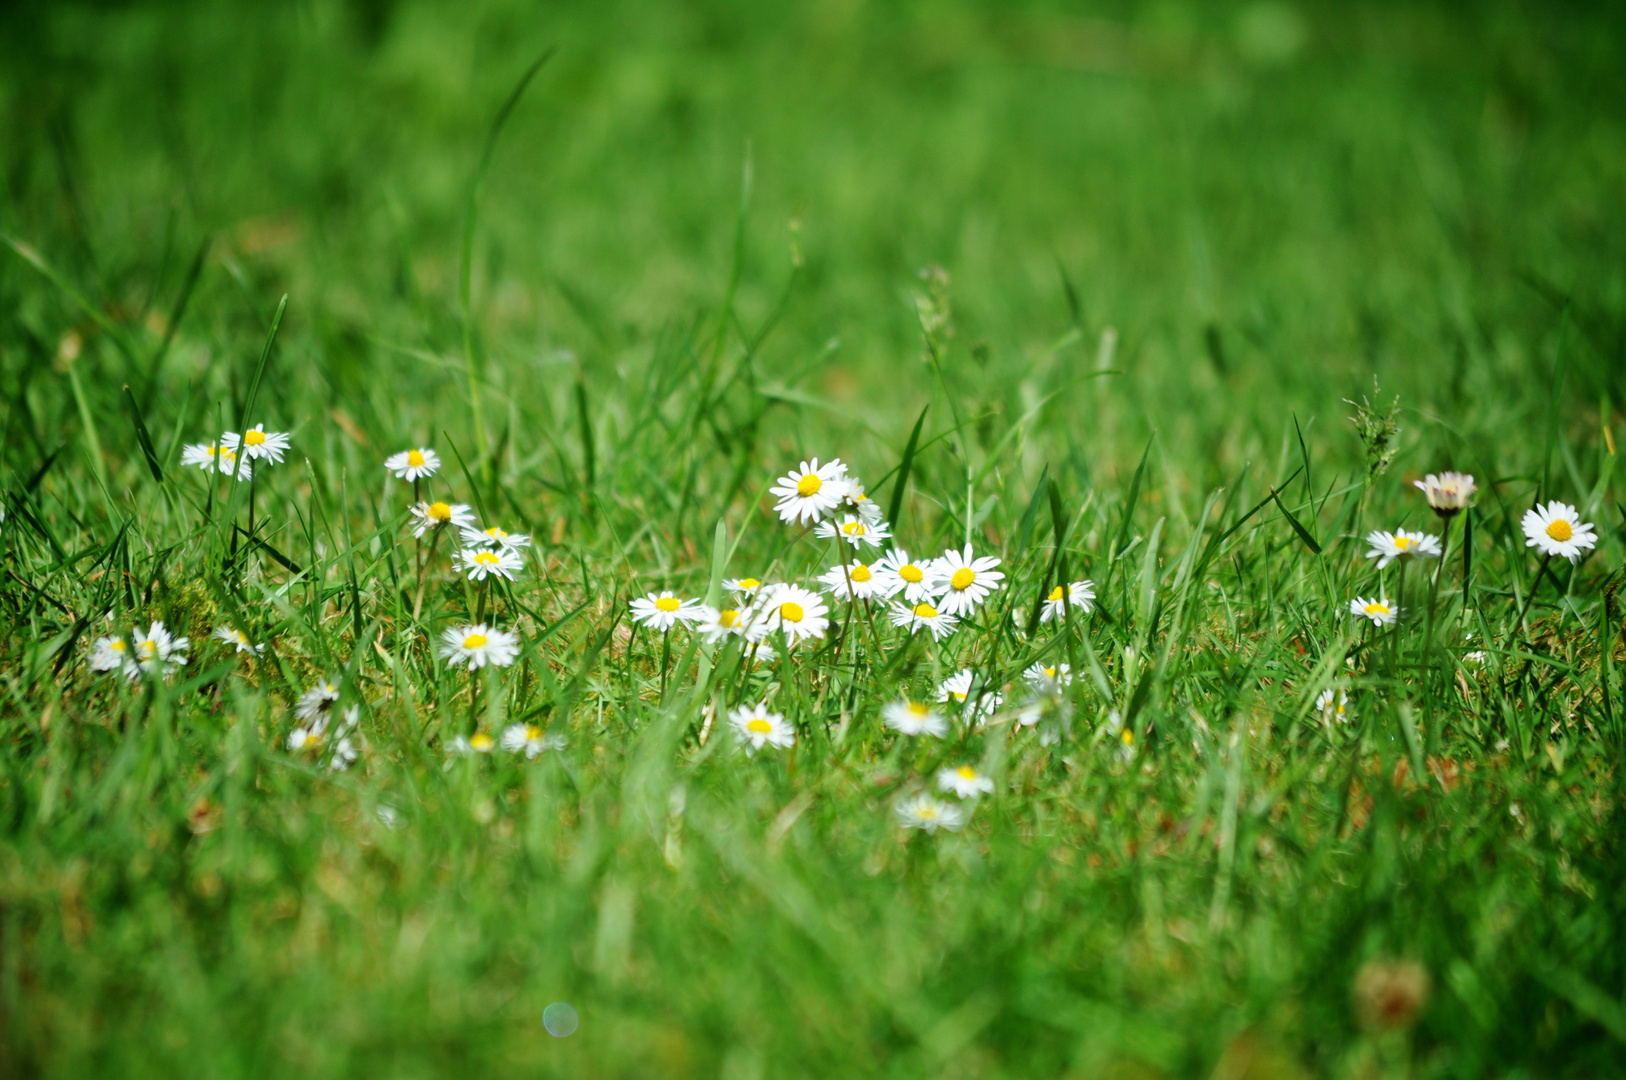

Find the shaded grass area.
[{"left": 2, "top": 1, "right": 1625, "bottom": 1076}]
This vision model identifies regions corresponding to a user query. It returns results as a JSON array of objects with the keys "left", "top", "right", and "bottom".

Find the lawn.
[{"left": 2, "top": 1, "right": 1624, "bottom": 1076}]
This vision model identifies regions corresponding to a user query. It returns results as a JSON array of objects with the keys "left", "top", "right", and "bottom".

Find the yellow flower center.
[
  {"left": 110, "top": 639, "right": 126, "bottom": 652},
  {"left": 475, "top": 552, "right": 500, "bottom": 566},
  {"left": 912, "top": 603, "right": 938, "bottom": 618},
  {"left": 244, "top": 429, "right": 266, "bottom": 446},
  {"left": 899, "top": 564, "right": 924, "bottom": 583},
  {"left": 850, "top": 564, "right": 872, "bottom": 582},
  {"left": 854, "top": 491, "right": 869, "bottom": 502},
  {"left": 907, "top": 702, "right": 930, "bottom": 717},
  {"left": 747, "top": 718, "right": 773, "bottom": 734},
  {"left": 780, "top": 601, "right": 805, "bottom": 623},
  {"left": 138, "top": 640, "right": 158, "bottom": 660},
  {"left": 951, "top": 691, "right": 966, "bottom": 701},
  {"left": 1122, "top": 730, "right": 1134, "bottom": 746},
  {"left": 1364, "top": 602, "right": 1390, "bottom": 616},
  {"left": 464, "top": 633, "right": 488, "bottom": 649},
  {"left": 957, "top": 765, "right": 977, "bottom": 780},
  {"left": 1048, "top": 585, "right": 1065, "bottom": 601},
  {"left": 719, "top": 609, "right": 740, "bottom": 627},
  {"left": 407, "top": 449, "right": 426, "bottom": 466},
  {"left": 950, "top": 567, "right": 976, "bottom": 591},
  {"left": 1394, "top": 535, "right": 1412, "bottom": 550},
  {"left": 917, "top": 805, "right": 938, "bottom": 820},
  {"left": 655, "top": 596, "right": 681, "bottom": 612},
  {"left": 738, "top": 578, "right": 760, "bottom": 590},
  {"left": 304, "top": 732, "right": 322, "bottom": 747},
  {"left": 525, "top": 725, "right": 543, "bottom": 740},
  {"left": 796, "top": 473, "right": 822, "bottom": 497},
  {"left": 842, "top": 521, "right": 865, "bottom": 536},
  {"left": 470, "top": 733, "right": 494, "bottom": 751},
  {"left": 485, "top": 527, "right": 503, "bottom": 539},
  {"left": 428, "top": 501, "right": 452, "bottom": 522},
  {"left": 1546, "top": 519, "right": 1573, "bottom": 542},
  {"left": 1043, "top": 666, "right": 1057, "bottom": 678}
]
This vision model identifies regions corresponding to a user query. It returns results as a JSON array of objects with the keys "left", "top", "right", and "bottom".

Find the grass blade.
[
  {"left": 885, "top": 404, "right": 929, "bottom": 530},
  {"left": 122, "top": 385, "right": 163, "bottom": 483}
]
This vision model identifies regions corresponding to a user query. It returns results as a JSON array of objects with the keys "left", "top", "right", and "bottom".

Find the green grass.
[{"left": 2, "top": 1, "right": 1625, "bottom": 1076}]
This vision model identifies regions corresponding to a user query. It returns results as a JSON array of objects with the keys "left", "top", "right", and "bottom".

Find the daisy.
[
  {"left": 769, "top": 457, "right": 851, "bottom": 525},
  {"left": 1349, "top": 596, "right": 1399, "bottom": 626},
  {"left": 818, "top": 561, "right": 881, "bottom": 601},
  {"left": 937, "top": 669, "right": 1001, "bottom": 720},
  {"left": 723, "top": 577, "right": 764, "bottom": 597},
  {"left": 1414, "top": 472, "right": 1476, "bottom": 517},
  {"left": 1364, "top": 529, "right": 1442, "bottom": 569},
  {"left": 501, "top": 722, "right": 565, "bottom": 758},
  {"left": 1316, "top": 688, "right": 1352, "bottom": 723},
  {"left": 933, "top": 544, "right": 1005, "bottom": 617},
  {"left": 385, "top": 447, "right": 441, "bottom": 481},
  {"left": 814, "top": 514, "right": 891, "bottom": 550},
  {"left": 441, "top": 624, "right": 521, "bottom": 669},
  {"left": 212, "top": 626, "right": 265, "bottom": 656},
  {"left": 1521, "top": 501, "right": 1598, "bottom": 564},
  {"left": 456, "top": 546, "right": 525, "bottom": 582},
  {"left": 696, "top": 605, "right": 752, "bottom": 642},
  {"left": 1024, "top": 661, "right": 1073, "bottom": 690},
  {"left": 751, "top": 584, "right": 830, "bottom": 645},
  {"left": 845, "top": 483, "right": 884, "bottom": 525},
  {"left": 1104, "top": 710, "right": 1135, "bottom": 761},
  {"left": 938, "top": 764, "right": 995, "bottom": 799},
  {"left": 895, "top": 793, "right": 965, "bottom": 833},
  {"left": 89, "top": 635, "right": 128, "bottom": 673},
  {"left": 449, "top": 733, "right": 497, "bottom": 755},
  {"left": 221, "top": 423, "right": 291, "bottom": 465},
  {"left": 411, "top": 500, "right": 476, "bottom": 538},
  {"left": 1040, "top": 580, "right": 1096, "bottom": 623},
  {"left": 630, "top": 591, "right": 704, "bottom": 632},
  {"left": 296, "top": 679, "right": 341, "bottom": 723},
  {"left": 287, "top": 717, "right": 328, "bottom": 752},
  {"left": 129, "top": 621, "right": 188, "bottom": 680},
  {"left": 888, "top": 600, "right": 958, "bottom": 641},
  {"left": 883, "top": 699, "right": 948, "bottom": 737},
  {"left": 459, "top": 523, "right": 531, "bottom": 550},
  {"left": 872, "top": 548, "right": 939, "bottom": 604},
  {"left": 728, "top": 703, "right": 797, "bottom": 754},
  {"left": 181, "top": 441, "right": 251, "bottom": 479}
]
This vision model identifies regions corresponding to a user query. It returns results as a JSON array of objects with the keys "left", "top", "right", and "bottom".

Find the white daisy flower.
[
  {"left": 90, "top": 635, "right": 128, "bottom": 673},
  {"left": 459, "top": 523, "right": 531, "bottom": 550},
  {"left": 845, "top": 483, "right": 884, "bottom": 525},
  {"left": 1023, "top": 662, "right": 1073, "bottom": 690},
  {"left": 818, "top": 561, "right": 881, "bottom": 601},
  {"left": 441, "top": 624, "right": 521, "bottom": 669},
  {"left": 221, "top": 423, "right": 291, "bottom": 465},
  {"left": 937, "top": 764, "right": 995, "bottom": 799},
  {"left": 695, "top": 604, "right": 752, "bottom": 642},
  {"left": 882, "top": 699, "right": 948, "bottom": 737},
  {"left": 128, "top": 621, "right": 188, "bottom": 680},
  {"left": 288, "top": 717, "right": 327, "bottom": 752},
  {"left": 1364, "top": 529, "right": 1442, "bottom": 569},
  {"left": 213, "top": 626, "right": 265, "bottom": 655},
  {"left": 728, "top": 703, "right": 797, "bottom": 754},
  {"left": 1104, "top": 710, "right": 1136, "bottom": 761},
  {"left": 872, "top": 548, "right": 939, "bottom": 604},
  {"left": 1414, "top": 472, "right": 1476, "bottom": 516},
  {"left": 895, "top": 793, "right": 965, "bottom": 833},
  {"left": 749, "top": 584, "right": 830, "bottom": 645},
  {"left": 180, "top": 441, "right": 251, "bottom": 479},
  {"left": 1521, "top": 501, "right": 1598, "bottom": 564},
  {"left": 1349, "top": 596, "right": 1399, "bottom": 626},
  {"left": 1040, "top": 580, "right": 1095, "bottom": 622},
  {"left": 296, "top": 679, "right": 342, "bottom": 723},
  {"left": 723, "top": 577, "right": 764, "bottom": 597},
  {"left": 630, "top": 591, "right": 704, "bottom": 632},
  {"left": 385, "top": 447, "right": 441, "bottom": 481},
  {"left": 933, "top": 544, "right": 1005, "bottom": 616},
  {"left": 456, "top": 546, "right": 525, "bottom": 582},
  {"left": 1315, "top": 688, "right": 1351, "bottom": 723},
  {"left": 501, "top": 722, "right": 564, "bottom": 758},
  {"left": 449, "top": 732, "right": 497, "bottom": 755},
  {"left": 814, "top": 514, "right": 891, "bottom": 550},
  {"left": 410, "top": 500, "right": 476, "bottom": 538},
  {"left": 937, "top": 669, "right": 1001, "bottom": 719},
  {"left": 769, "top": 457, "right": 851, "bottom": 525},
  {"left": 888, "top": 600, "right": 958, "bottom": 640}
]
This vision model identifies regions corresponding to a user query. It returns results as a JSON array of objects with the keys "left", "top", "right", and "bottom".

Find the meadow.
[{"left": 2, "top": 1, "right": 1625, "bottom": 1076}]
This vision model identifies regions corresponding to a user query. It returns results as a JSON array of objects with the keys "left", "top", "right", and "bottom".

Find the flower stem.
[
  {"left": 412, "top": 527, "right": 443, "bottom": 622},
  {"left": 1421, "top": 515, "right": 1453, "bottom": 757}
]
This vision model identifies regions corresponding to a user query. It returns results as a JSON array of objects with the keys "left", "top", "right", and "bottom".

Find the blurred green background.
[{"left": 5, "top": 0, "right": 1625, "bottom": 490}]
